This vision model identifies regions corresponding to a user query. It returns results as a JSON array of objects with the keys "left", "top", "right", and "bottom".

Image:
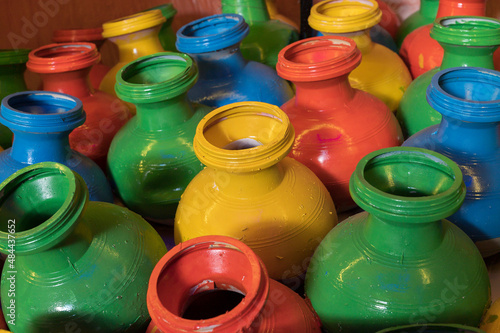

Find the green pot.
[
  {"left": 144, "top": 3, "right": 178, "bottom": 51},
  {"left": 396, "top": 0, "right": 439, "bottom": 48},
  {"left": 397, "top": 16, "right": 500, "bottom": 138},
  {"left": 0, "top": 162, "right": 167, "bottom": 332},
  {"left": 305, "top": 147, "right": 491, "bottom": 333},
  {"left": 0, "top": 49, "right": 30, "bottom": 149},
  {"left": 377, "top": 323, "right": 486, "bottom": 332},
  {"left": 108, "top": 52, "right": 212, "bottom": 223}
]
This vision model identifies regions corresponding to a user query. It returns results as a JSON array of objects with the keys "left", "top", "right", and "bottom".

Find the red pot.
[
  {"left": 277, "top": 36, "right": 403, "bottom": 212},
  {"left": 399, "top": 0, "right": 498, "bottom": 78},
  {"left": 52, "top": 28, "right": 111, "bottom": 90},
  {"left": 146, "top": 236, "right": 321, "bottom": 332},
  {"left": 27, "top": 43, "right": 132, "bottom": 169},
  {"left": 376, "top": 0, "right": 401, "bottom": 39}
]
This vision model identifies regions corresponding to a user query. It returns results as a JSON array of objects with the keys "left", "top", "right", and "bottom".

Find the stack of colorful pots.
[{"left": 1, "top": 1, "right": 500, "bottom": 332}]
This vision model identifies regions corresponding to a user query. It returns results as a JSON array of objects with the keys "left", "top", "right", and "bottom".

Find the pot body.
[
  {"left": 0, "top": 163, "right": 167, "bottom": 332},
  {"left": 375, "top": 0, "right": 401, "bottom": 39},
  {"left": 143, "top": 3, "right": 178, "bottom": 51},
  {"left": 397, "top": 16, "right": 500, "bottom": 137},
  {"left": 396, "top": 0, "right": 440, "bottom": 48},
  {"left": 305, "top": 147, "right": 491, "bottom": 332},
  {"left": 176, "top": 14, "right": 293, "bottom": 108},
  {"left": 0, "top": 91, "right": 113, "bottom": 203},
  {"left": 403, "top": 67, "right": 500, "bottom": 257},
  {"left": 377, "top": 324, "right": 487, "bottom": 332},
  {"left": 174, "top": 102, "right": 338, "bottom": 280},
  {"left": 0, "top": 50, "right": 30, "bottom": 149},
  {"left": 481, "top": 297, "right": 500, "bottom": 332}
]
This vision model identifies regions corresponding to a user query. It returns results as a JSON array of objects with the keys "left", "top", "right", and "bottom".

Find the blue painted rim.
[
  {"left": 427, "top": 67, "right": 500, "bottom": 122},
  {"left": 0, "top": 91, "right": 85, "bottom": 132},
  {"left": 176, "top": 14, "right": 249, "bottom": 54}
]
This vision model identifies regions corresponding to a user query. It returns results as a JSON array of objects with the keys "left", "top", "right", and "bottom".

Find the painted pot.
[
  {"left": 396, "top": 0, "right": 439, "bottom": 48},
  {"left": 143, "top": 3, "right": 178, "bottom": 51},
  {"left": 378, "top": 324, "right": 486, "bottom": 332},
  {"left": 99, "top": 10, "right": 166, "bottom": 107},
  {"left": 27, "top": 42, "right": 132, "bottom": 169},
  {"left": 108, "top": 52, "right": 212, "bottom": 223},
  {"left": 398, "top": 0, "right": 497, "bottom": 78},
  {"left": 277, "top": 36, "right": 403, "bottom": 211},
  {"left": 174, "top": 102, "right": 338, "bottom": 280},
  {"left": 52, "top": 27, "right": 111, "bottom": 90},
  {"left": 375, "top": 0, "right": 401, "bottom": 39},
  {"left": 305, "top": 147, "right": 491, "bottom": 332},
  {"left": 403, "top": 67, "right": 500, "bottom": 257},
  {"left": 146, "top": 236, "right": 321, "bottom": 332},
  {"left": 0, "top": 162, "right": 167, "bottom": 332},
  {"left": 308, "top": 0, "right": 412, "bottom": 112},
  {"left": 397, "top": 16, "right": 500, "bottom": 138},
  {"left": 0, "top": 91, "right": 113, "bottom": 203},
  {"left": 265, "top": 0, "right": 300, "bottom": 30},
  {"left": 175, "top": 14, "right": 293, "bottom": 108},
  {"left": 0, "top": 49, "right": 30, "bottom": 149},
  {"left": 481, "top": 297, "right": 500, "bottom": 332},
  {"left": 221, "top": 0, "right": 299, "bottom": 68}
]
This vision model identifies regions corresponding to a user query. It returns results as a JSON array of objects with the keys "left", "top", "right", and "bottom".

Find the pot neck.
[
  {"left": 221, "top": 0, "right": 270, "bottom": 23},
  {"left": 420, "top": 0, "right": 440, "bottom": 18},
  {"left": 135, "top": 94, "right": 195, "bottom": 131},
  {"left": 440, "top": 43, "right": 496, "bottom": 69},
  {"left": 11, "top": 131, "right": 73, "bottom": 163},
  {"left": 436, "top": 0, "right": 486, "bottom": 18},
  {"left": 191, "top": 46, "right": 247, "bottom": 81},
  {"left": 40, "top": 69, "right": 94, "bottom": 98},
  {"left": 294, "top": 75, "right": 355, "bottom": 109},
  {"left": 110, "top": 28, "right": 164, "bottom": 63}
]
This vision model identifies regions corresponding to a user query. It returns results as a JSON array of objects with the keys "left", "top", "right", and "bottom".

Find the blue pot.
[
  {"left": 0, "top": 91, "right": 113, "bottom": 202},
  {"left": 176, "top": 14, "right": 294, "bottom": 108},
  {"left": 403, "top": 67, "right": 500, "bottom": 257}
]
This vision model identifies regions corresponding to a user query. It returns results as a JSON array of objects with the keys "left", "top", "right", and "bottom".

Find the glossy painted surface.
[
  {"left": 0, "top": 49, "right": 29, "bottom": 149},
  {"left": 305, "top": 147, "right": 491, "bottom": 332},
  {"left": 403, "top": 67, "right": 500, "bottom": 257},
  {"left": 375, "top": 0, "right": 401, "bottom": 39},
  {"left": 52, "top": 27, "right": 111, "bottom": 90},
  {"left": 397, "top": 16, "right": 500, "bottom": 137},
  {"left": 266, "top": 0, "right": 300, "bottom": 30},
  {"left": 481, "top": 297, "right": 500, "bottom": 332},
  {"left": 174, "top": 102, "right": 338, "bottom": 280},
  {"left": 99, "top": 10, "right": 166, "bottom": 106},
  {"left": 27, "top": 43, "right": 132, "bottom": 169},
  {"left": 399, "top": 0, "right": 490, "bottom": 78},
  {"left": 108, "top": 52, "right": 211, "bottom": 222},
  {"left": 221, "top": 0, "right": 299, "bottom": 68},
  {"left": 308, "top": 0, "right": 412, "bottom": 111},
  {"left": 0, "top": 91, "right": 113, "bottom": 203},
  {"left": 176, "top": 14, "right": 293, "bottom": 108},
  {"left": 0, "top": 162, "right": 167, "bottom": 332},
  {"left": 396, "top": 0, "right": 439, "bottom": 48},
  {"left": 378, "top": 324, "right": 486, "bottom": 333},
  {"left": 277, "top": 36, "right": 403, "bottom": 211},
  {"left": 143, "top": 3, "right": 178, "bottom": 51},
  {"left": 147, "top": 236, "right": 321, "bottom": 332}
]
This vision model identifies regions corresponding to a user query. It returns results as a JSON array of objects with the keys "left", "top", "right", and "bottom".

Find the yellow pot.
[
  {"left": 481, "top": 297, "right": 500, "bottom": 332},
  {"left": 174, "top": 102, "right": 338, "bottom": 280},
  {"left": 308, "top": 0, "right": 412, "bottom": 111},
  {"left": 100, "top": 10, "right": 166, "bottom": 114}
]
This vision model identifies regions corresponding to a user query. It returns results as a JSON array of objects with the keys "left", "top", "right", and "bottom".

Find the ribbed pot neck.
[
  {"left": 350, "top": 147, "right": 465, "bottom": 223},
  {"left": 0, "top": 49, "right": 30, "bottom": 66},
  {"left": 144, "top": 3, "right": 177, "bottom": 21},
  {"left": 115, "top": 52, "right": 197, "bottom": 103},
  {"left": 194, "top": 102, "right": 295, "bottom": 173},
  {"left": 102, "top": 9, "right": 166, "bottom": 39},
  {"left": 0, "top": 162, "right": 88, "bottom": 255},
  {"left": 277, "top": 36, "right": 361, "bottom": 82},
  {"left": 52, "top": 28, "right": 104, "bottom": 43},
  {"left": 148, "top": 236, "right": 269, "bottom": 332},
  {"left": 436, "top": 0, "right": 486, "bottom": 18},
  {"left": 430, "top": 16, "right": 500, "bottom": 46},
  {"left": 308, "top": 0, "right": 382, "bottom": 34},
  {"left": 176, "top": 14, "right": 249, "bottom": 54},
  {"left": 27, "top": 43, "right": 100, "bottom": 74},
  {"left": 427, "top": 67, "right": 500, "bottom": 123},
  {"left": 0, "top": 91, "right": 85, "bottom": 133}
]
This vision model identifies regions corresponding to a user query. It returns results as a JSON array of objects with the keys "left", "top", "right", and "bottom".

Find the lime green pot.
[
  {"left": 108, "top": 52, "right": 212, "bottom": 223},
  {"left": 397, "top": 16, "right": 500, "bottom": 138},
  {"left": 221, "top": 0, "right": 299, "bottom": 68},
  {"left": 0, "top": 49, "right": 30, "bottom": 149},
  {"left": 305, "top": 147, "right": 491, "bottom": 332},
  {"left": 0, "top": 162, "right": 167, "bottom": 332}
]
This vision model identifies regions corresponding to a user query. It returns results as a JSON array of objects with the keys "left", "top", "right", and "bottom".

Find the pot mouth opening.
[
  {"left": 102, "top": 10, "right": 166, "bottom": 39},
  {"left": 28, "top": 43, "right": 100, "bottom": 73},
  {"left": 432, "top": 16, "right": 500, "bottom": 46}
]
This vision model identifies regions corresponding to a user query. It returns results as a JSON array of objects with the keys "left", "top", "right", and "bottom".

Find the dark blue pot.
[
  {"left": 403, "top": 67, "right": 500, "bottom": 257},
  {"left": 0, "top": 91, "right": 113, "bottom": 202},
  {"left": 176, "top": 14, "right": 294, "bottom": 108}
]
